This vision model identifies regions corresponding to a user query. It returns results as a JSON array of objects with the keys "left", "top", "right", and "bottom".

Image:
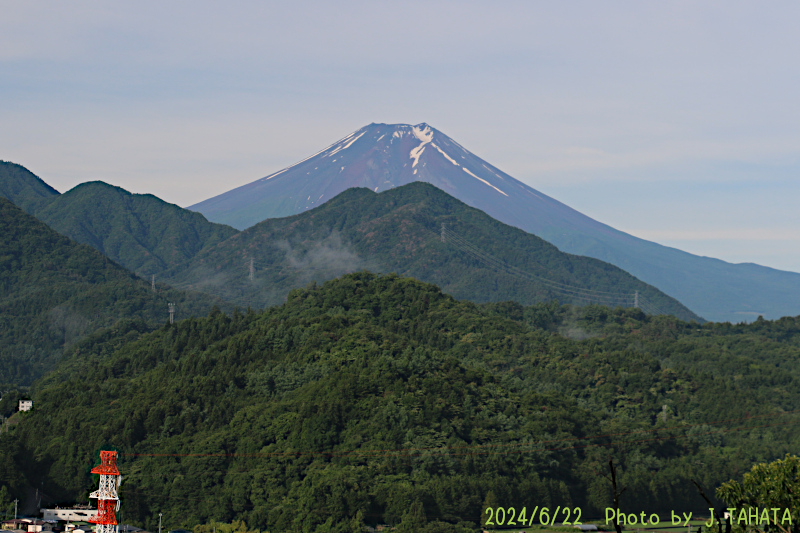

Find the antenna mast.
[
  {"left": 168, "top": 303, "right": 175, "bottom": 324},
  {"left": 249, "top": 258, "right": 255, "bottom": 281},
  {"left": 89, "top": 451, "right": 121, "bottom": 533}
]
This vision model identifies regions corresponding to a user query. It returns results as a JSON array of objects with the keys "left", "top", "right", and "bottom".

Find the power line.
[
  {"left": 173, "top": 221, "right": 669, "bottom": 316},
  {"left": 433, "top": 226, "right": 635, "bottom": 306},
  {"left": 638, "top": 294, "right": 671, "bottom": 317},
  {"left": 442, "top": 229, "right": 632, "bottom": 302}
]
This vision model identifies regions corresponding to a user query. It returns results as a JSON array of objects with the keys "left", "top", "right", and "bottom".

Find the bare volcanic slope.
[
  {"left": 170, "top": 182, "right": 699, "bottom": 321},
  {"left": 189, "top": 123, "right": 800, "bottom": 323}
]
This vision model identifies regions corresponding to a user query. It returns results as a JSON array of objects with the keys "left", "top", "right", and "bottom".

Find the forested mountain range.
[
  {"left": 3, "top": 273, "right": 798, "bottom": 532},
  {"left": 35, "top": 181, "right": 238, "bottom": 276},
  {"left": 0, "top": 197, "right": 225, "bottom": 386},
  {"left": 188, "top": 122, "right": 800, "bottom": 323},
  {"left": 0, "top": 157, "right": 796, "bottom": 530},
  {"left": 162, "top": 182, "right": 699, "bottom": 321},
  {"left": 0, "top": 162, "right": 237, "bottom": 276},
  {"left": 0, "top": 161, "right": 59, "bottom": 214},
  {"left": 0, "top": 162, "right": 697, "bottom": 321}
]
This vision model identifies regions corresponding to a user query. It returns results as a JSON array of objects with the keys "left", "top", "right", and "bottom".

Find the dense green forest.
[
  {"left": 0, "top": 161, "right": 59, "bottom": 214},
  {"left": 1, "top": 162, "right": 795, "bottom": 532},
  {"left": 716, "top": 453, "right": 799, "bottom": 533},
  {"left": 2, "top": 273, "right": 797, "bottom": 532},
  {"left": 0, "top": 197, "right": 225, "bottom": 386},
  {"left": 162, "top": 183, "right": 700, "bottom": 321},
  {"left": 35, "top": 182, "right": 238, "bottom": 276},
  {"left": 0, "top": 161, "right": 238, "bottom": 277}
]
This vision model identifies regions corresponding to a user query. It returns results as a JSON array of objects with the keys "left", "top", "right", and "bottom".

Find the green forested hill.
[
  {"left": 5, "top": 273, "right": 798, "bottom": 532},
  {"left": 0, "top": 161, "right": 238, "bottom": 276},
  {"left": 0, "top": 161, "right": 59, "bottom": 214},
  {"left": 168, "top": 183, "right": 699, "bottom": 321},
  {"left": 35, "top": 181, "right": 239, "bottom": 275},
  {"left": 0, "top": 197, "right": 224, "bottom": 386}
]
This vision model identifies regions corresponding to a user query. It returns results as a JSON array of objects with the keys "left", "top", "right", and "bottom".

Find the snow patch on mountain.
[
  {"left": 432, "top": 143, "right": 459, "bottom": 166},
  {"left": 284, "top": 130, "right": 360, "bottom": 170},
  {"left": 410, "top": 146, "right": 426, "bottom": 168},
  {"left": 409, "top": 124, "right": 433, "bottom": 168},
  {"left": 482, "top": 163, "right": 507, "bottom": 182},
  {"left": 411, "top": 124, "right": 433, "bottom": 143},
  {"left": 326, "top": 131, "right": 366, "bottom": 158},
  {"left": 261, "top": 167, "right": 289, "bottom": 181},
  {"left": 462, "top": 168, "right": 508, "bottom": 197}
]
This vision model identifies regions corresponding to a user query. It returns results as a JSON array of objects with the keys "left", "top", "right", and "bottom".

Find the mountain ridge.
[
  {"left": 168, "top": 182, "right": 700, "bottom": 321},
  {"left": 188, "top": 122, "right": 800, "bottom": 323},
  {"left": 0, "top": 196, "right": 225, "bottom": 386},
  {"left": 0, "top": 164, "right": 240, "bottom": 277},
  {"left": 0, "top": 162, "right": 694, "bottom": 321},
  {"left": 0, "top": 160, "right": 60, "bottom": 214},
  {"left": 35, "top": 181, "right": 239, "bottom": 275}
]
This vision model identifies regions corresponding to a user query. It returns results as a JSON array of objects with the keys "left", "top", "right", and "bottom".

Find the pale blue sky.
[{"left": 3, "top": 1, "right": 800, "bottom": 271}]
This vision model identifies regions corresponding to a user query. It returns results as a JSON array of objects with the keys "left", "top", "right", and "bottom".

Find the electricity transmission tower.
[
  {"left": 168, "top": 303, "right": 175, "bottom": 324},
  {"left": 88, "top": 451, "right": 121, "bottom": 533}
]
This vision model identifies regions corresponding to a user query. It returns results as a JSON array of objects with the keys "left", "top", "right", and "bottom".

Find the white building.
[
  {"left": 41, "top": 509, "right": 97, "bottom": 522},
  {"left": 18, "top": 400, "right": 32, "bottom": 412}
]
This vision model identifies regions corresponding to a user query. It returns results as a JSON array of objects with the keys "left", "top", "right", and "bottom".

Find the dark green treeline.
[{"left": 2, "top": 273, "right": 799, "bottom": 532}]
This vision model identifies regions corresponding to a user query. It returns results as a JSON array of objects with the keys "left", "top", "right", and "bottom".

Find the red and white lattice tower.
[{"left": 89, "top": 451, "right": 121, "bottom": 533}]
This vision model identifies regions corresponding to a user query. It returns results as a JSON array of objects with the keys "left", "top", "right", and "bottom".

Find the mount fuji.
[{"left": 189, "top": 123, "right": 800, "bottom": 323}]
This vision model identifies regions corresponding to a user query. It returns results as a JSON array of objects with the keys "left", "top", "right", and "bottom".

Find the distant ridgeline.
[
  {"left": 0, "top": 160, "right": 698, "bottom": 322},
  {"left": 0, "top": 160, "right": 59, "bottom": 213},
  {"left": 0, "top": 162, "right": 238, "bottom": 275},
  {"left": 3, "top": 273, "right": 799, "bottom": 532},
  {"left": 160, "top": 183, "right": 700, "bottom": 321},
  {"left": 0, "top": 196, "right": 225, "bottom": 386}
]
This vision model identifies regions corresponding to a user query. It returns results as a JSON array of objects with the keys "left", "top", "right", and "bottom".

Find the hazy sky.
[{"left": 3, "top": 2, "right": 800, "bottom": 271}]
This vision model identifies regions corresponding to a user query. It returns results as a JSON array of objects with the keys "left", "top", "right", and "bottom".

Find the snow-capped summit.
[{"left": 190, "top": 122, "right": 555, "bottom": 230}]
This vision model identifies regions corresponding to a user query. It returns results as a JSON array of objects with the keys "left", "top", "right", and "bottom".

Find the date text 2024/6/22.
[{"left": 484, "top": 506, "right": 581, "bottom": 528}]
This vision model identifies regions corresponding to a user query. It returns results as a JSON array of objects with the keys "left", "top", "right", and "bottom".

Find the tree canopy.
[{"left": 2, "top": 273, "right": 798, "bottom": 532}]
